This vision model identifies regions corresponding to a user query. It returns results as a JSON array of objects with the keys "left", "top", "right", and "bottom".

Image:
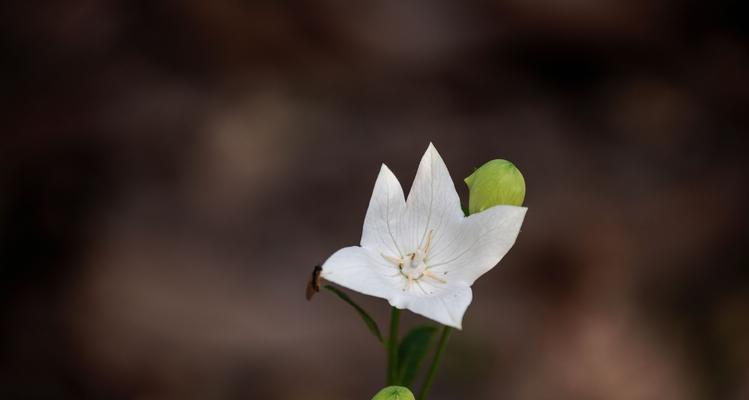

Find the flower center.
[
  {"left": 381, "top": 230, "right": 446, "bottom": 291},
  {"left": 404, "top": 250, "right": 428, "bottom": 279}
]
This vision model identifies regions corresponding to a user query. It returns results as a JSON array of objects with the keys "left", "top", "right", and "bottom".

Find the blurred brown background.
[{"left": 1, "top": 1, "right": 748, "bottom": 399}]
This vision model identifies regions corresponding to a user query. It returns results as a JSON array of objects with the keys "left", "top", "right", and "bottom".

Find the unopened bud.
[
  {"left": 371, "top": 386, "right": 416, "bottom": 400},
  {"left": 464, "top": 159, "right": 525, "bottom": 214}
]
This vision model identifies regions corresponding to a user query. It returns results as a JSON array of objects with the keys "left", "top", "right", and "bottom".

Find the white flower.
[{"left": 320, "top": 144, "right": 527, "bottom": 329}]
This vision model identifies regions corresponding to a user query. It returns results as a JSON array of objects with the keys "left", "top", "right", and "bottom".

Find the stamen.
[
  {"left": 424, "top": 230, "right": 434, "bottom": 255},
  {"left": 423, "top": 269, "right": 446, "bottom": 284},
  {"left": 381, "top": 253, "right": 402, "bottom": 265},
  {"left": 389, "top": 229, "right": 447, "bottom": 291}
]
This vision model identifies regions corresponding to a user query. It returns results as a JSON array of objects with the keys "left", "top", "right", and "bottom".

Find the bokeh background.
[{"left": 2, "top": 1, "right": 748, "bottom": 399}]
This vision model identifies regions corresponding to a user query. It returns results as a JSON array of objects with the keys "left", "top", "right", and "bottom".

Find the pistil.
[{"left": 380, "top": 230, "right": 445, "bottom": 290}]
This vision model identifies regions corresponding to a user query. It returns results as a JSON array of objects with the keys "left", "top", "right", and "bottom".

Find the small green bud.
[
  {"left": 465, "top": 159, "right": 525, "bottom": 213},
  {"left": 371, "top": 386, "right": 416, "bottom": 400}
]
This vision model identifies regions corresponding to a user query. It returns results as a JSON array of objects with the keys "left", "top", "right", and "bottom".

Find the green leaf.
[
  {"left": 397, "top": 325, "right": 438, "bottom": 387},
  {"left": 371, "top": 386, "right": 415, "bottom": 400},
  {"left": 323, "top": 285, "right": 383, "bottom": 343}
]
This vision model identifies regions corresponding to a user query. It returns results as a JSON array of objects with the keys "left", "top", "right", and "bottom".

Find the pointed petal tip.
[
  {"left": 377, "top": 163, "right": 400, "bottom": 180},
  {"left": 426, "top": 142, "right": 439, "bottom": 155},
  {"left": 443, "top": 315, "right": 463, "bottom": 330},
  {"left": 373, "top": 163, "right": 402, "bottom": 188},
  {"left": 387, "top": 296, "right": 407, "bottom": 310},
  {"left": 446, "top": 310, "right": 465, "bottom": 330},
  {"left": 438, "top": 316, "right": 463, "bottom": 330}
]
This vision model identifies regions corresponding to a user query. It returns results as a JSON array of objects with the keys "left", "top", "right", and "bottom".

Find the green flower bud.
[
  {"left": 371, "top": 386, "right": 416, "bottom": 400},
  {"left": 465, "top": 159, "right": 525, "bottom": 213}
]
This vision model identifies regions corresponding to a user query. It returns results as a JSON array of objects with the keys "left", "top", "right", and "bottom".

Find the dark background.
[{"left": 2, "top": 1, "right": 748, "bottom": 399}]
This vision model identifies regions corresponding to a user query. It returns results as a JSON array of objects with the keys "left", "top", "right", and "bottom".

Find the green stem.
[
  {"left": 417, "top": 326, "right": 452, "bottom": 400},
  {"left": 387, "top": 307, "right": 401, "bottom": 385}
]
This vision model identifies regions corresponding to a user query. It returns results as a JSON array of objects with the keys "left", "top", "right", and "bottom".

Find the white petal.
[
  {"left": 360, "top": 164, "right": 407, "bottom": 257},
  {"left": 401, "top": 143, "right": 464, "bottom": 254},
  {"left": 320, "top": 246, "right": 403, "bottom": 302},
  {"left": 323, "top": 145, "right": 525, "bottom": 330},
  {"left": 428, "top": 205, "right": 527, "bottom": 285},
  {"left": 398, "top": 285, "right": 473, "bottom": 329}
]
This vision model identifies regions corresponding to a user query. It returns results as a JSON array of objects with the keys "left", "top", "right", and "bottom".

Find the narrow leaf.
[
  {"left": 324, "top": 285, "right": 383, "bottom": 343},
  {"left": 397, "top": 325, "right": 438, "bottom": 387}
]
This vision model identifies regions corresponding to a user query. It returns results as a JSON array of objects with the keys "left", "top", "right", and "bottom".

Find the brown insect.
[{"left": 305, "top": 265, "right": 322, "bottom": 300}]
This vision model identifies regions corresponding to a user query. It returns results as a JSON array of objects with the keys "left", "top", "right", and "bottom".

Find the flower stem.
[
  {"left": 417, "top": 326, "right": 452, "bottom": 400},
  {"left": 387, "top": 307, "right": 401, "bottom": 385}
]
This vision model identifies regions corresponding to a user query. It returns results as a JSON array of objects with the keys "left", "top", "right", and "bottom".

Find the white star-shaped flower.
[{"left": 321, "top": 144, "right": 527, "bottom": 329}]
